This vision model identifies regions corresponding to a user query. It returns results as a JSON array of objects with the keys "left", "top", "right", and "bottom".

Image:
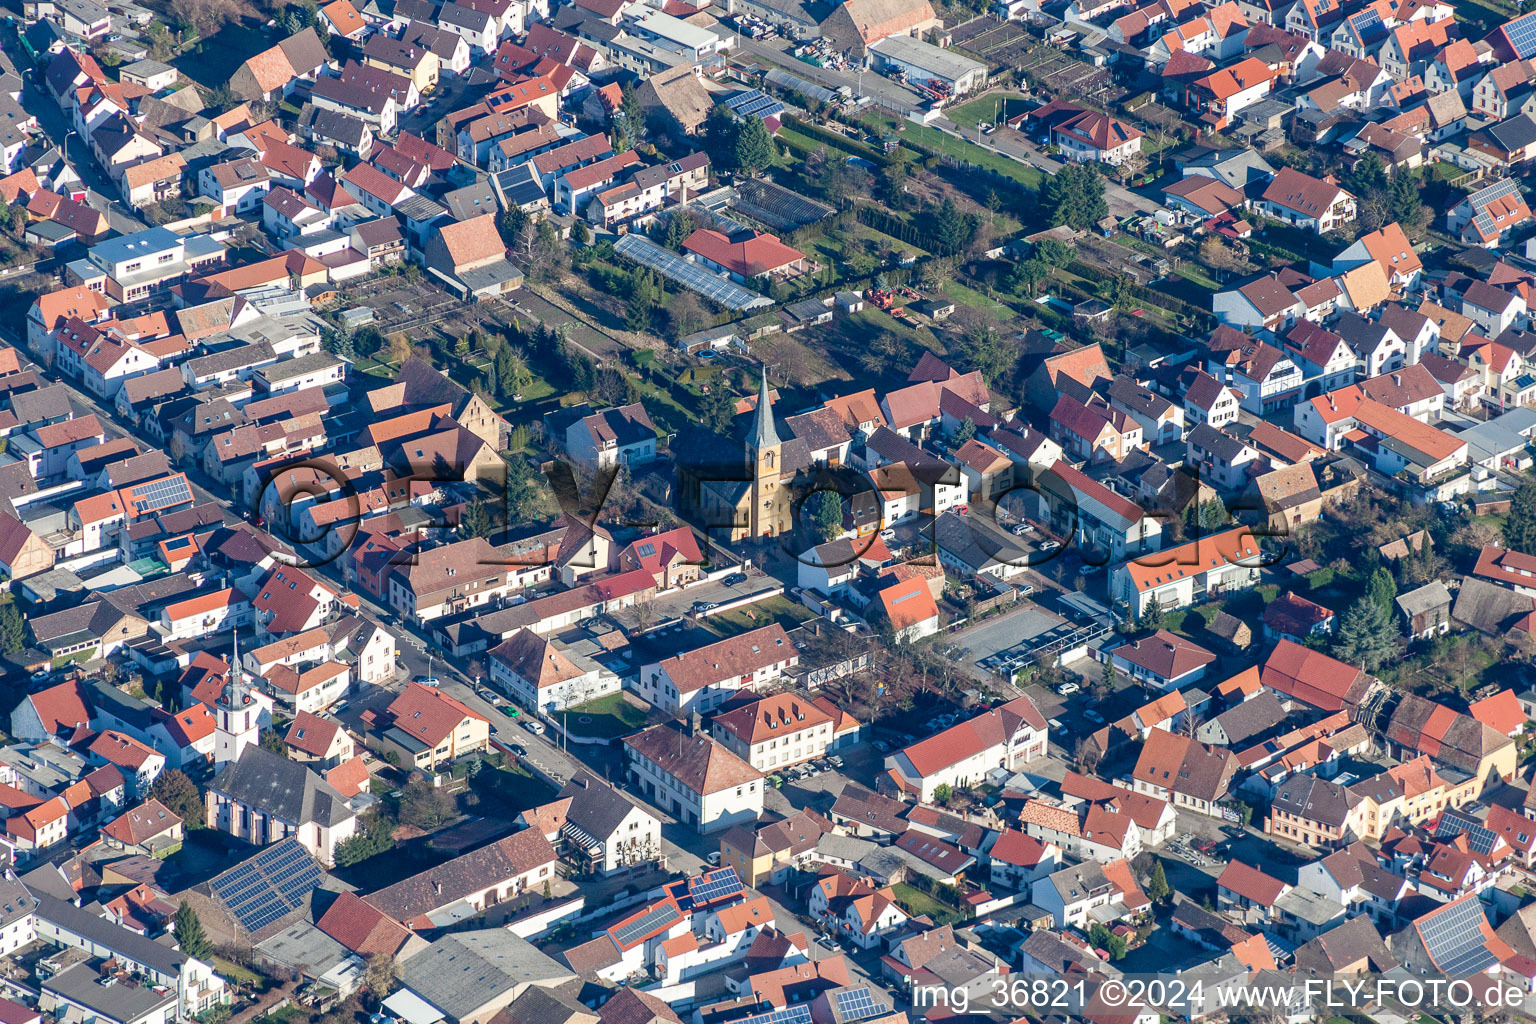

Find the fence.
[{"left": 780, "top": 114, "right": 896, "bottom": 167}]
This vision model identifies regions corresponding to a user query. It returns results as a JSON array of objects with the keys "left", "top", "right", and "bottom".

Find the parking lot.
[
  {"left": 602, "top": 570, "right": 772, "bottom": 632},
  {"left": 952, "top": 601, "right": 1068, "bottom": 667}
]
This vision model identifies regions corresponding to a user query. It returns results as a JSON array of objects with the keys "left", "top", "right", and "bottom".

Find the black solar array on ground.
[{"left": 209, "top": 838, "right": 322, "bottom": 934}]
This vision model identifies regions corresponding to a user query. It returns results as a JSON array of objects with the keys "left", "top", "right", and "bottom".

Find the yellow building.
[
  {"left": 378, "top": 682, "right": 489, "bottom": 770},
  {"left": 717, "top": 808, "right": 830, "bottom": 886},
  {"left": 699, "top": 369, "right": 798, "bottom": 542}
]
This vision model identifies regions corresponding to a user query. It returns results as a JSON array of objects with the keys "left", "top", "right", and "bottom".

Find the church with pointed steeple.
[
  {"left": 693, "top": 367, "right": 807, "bottom": 541},
  {"left": 214, "top": 629, "right": 258, "bottom": 768}
]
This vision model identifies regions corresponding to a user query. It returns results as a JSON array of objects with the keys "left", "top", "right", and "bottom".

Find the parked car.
[
  {"left": 879, "top": 528, "right": 896, "bottom": 541},
  {"left": 707, "top": 851, "right": 721, "bottom": 866},
  {"left": 508, "top": 744, "right": 527, "bottom": 756},
  {"left": 523, "top": 719, "right": 546, "bottom": 735},
  {"left": 1038, "top": 539, "right": 1062, "bottom": 553},
  {"left": 1084, "top": 709, "right": 1104, "bottom": 723},
  {"left": 417, "top": 676, "right": 441, "bottom": 687},
  {"left": 874, "top": 740, "right": 891, "bottom": 752},
  {"left": 1012, "top": 523, "right": 1036, "bottom": 535},
  {"left": 724, "top": 572, "right": 748, "bottom": 586},
  {"left": 1057, "top": 682, "right": 1080, "bottom": 695},
  {"left": 501, "top": 705, "right": 520, "bottom": 717}
]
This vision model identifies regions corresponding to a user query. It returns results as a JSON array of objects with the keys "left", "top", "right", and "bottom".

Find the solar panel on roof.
[
  {"left": 737, "top": 1007, "right": 813, "bottom": 1024},
  {"left": 611, "top": 903, "right": 681, "bottom": 948},
  {"left": 131, "top": 475, "right": 192, "bottom": 513},
  {"left": 688, "top": 867, "right": 743, "bottom": 905},
  {"left": 1434, "top": 810, "right": 1500, "bottom": 856},
  {"left": 833, "top": 988, "right": 887, "bottom": 1022},
  {"left": 1503, "top": 11, "right": 1536, "bottom": 58},
  {"left": 209, "top": 839, "right": 324, "bottom": 934},
  {"left": 1418, "top": 897, "right": 1498, "bottom": 975}
]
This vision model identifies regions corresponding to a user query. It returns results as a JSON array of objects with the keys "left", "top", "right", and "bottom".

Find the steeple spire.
[
  {"left": 225, "top": 625, "right": 248, "bottom": 708},
  {"left": 751, "top": 366, "right": 779, "bottom": 450}
]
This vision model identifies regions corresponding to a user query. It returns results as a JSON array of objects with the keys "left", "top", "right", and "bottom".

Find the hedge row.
[
  {"left": 780, "top": 114, "right": 896, "bottom": 167},
  {"left": 857, "top": 207, "right": 927, "bottom": 248}
]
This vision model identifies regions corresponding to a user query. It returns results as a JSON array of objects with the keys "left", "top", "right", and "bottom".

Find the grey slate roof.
[
  {"left": 443, "top": 181, "right": 499, "bottom": 221},
  {"left": 398, "top": 930, "right": 573, "bottom": 1022},
  {"left": 186, "top": 341, "right": 278, "bottom": 379},
  {"left": 1397, "top": 580, "right": 1452, "bottom": 619},
  {"left": 1210, "top": 691, "right": 1286, "bottom": 745},
  {"left": 208, "top": 745, "right": 356, "bottom": 829},
  {"left": 26, "top": 888, "right": 188, "bottom": 976},
  {"left": 558, "top": 770, "right": 647, "bottom": 841}
]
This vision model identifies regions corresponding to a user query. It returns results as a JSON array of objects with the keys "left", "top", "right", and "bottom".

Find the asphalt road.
[
  {"left": 396, "top": 72, "right": 484, "bottom": 140},
  {"left": 20, "top": 78, "right": 147, "bottom": 236}
]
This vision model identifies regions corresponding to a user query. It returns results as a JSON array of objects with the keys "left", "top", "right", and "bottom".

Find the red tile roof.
[
  {"left": 1260, "top": 638, "right": 1366, "bottom": 711},
  {"left": 316, "top": 890, "right": 412, "bottom": 955},
  {"left": 898, "top": 695, "right": 1046, "bottom": 777},
  {"left": 682, "top": 228, "right": 806, "bottom": 278},
  {"left": 25, "top": 680, "right": 90, "bottom": 738},
  {"left": 1469, "top": 689, "right": 1526, "bottom": 737},
  {"left": 878, "top": 575, "right": 939, "bottom": 631},
  {"left": 1217, "top": 860, "right": 1289, "bottom": 906},
  {"left": 386, "top": 682, "right": 486, "bottom": 747},
  {"left": 101, "top": 799, "right": 181, "bottom": 846}
]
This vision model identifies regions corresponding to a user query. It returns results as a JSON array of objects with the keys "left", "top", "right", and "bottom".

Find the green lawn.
[
  {"left": 811, "top": 222, "right": 931, "bottom": 265},
  {"left": 891, "top": 883, "right": 966, "bottom": 926},
  {"left": 707, "top": 594, "right": 814, "bottom": 636},
  {"left": 944, "top": 280, "right": 1021, "bottom": 318},
  {"left": 631, "top": 377, "right": 695, "bottom": 437},
  {"left": 489, "top": 372, "right": 556, "bottom": 414},
  {"left": 213, "top": 957, "right": 263, "bottom": 986},
  {"left": 556, "top": 692, "right": 649, "bottom": 738},
  {"left": 945, "top": 93, "right": 1029, "bottom": 129},
  {"left": 901, "top": 125, "right": 1044, "bottom": 190},
  {"left": 1175, "top": 263, "right": 1221, "bottom": 292}
]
